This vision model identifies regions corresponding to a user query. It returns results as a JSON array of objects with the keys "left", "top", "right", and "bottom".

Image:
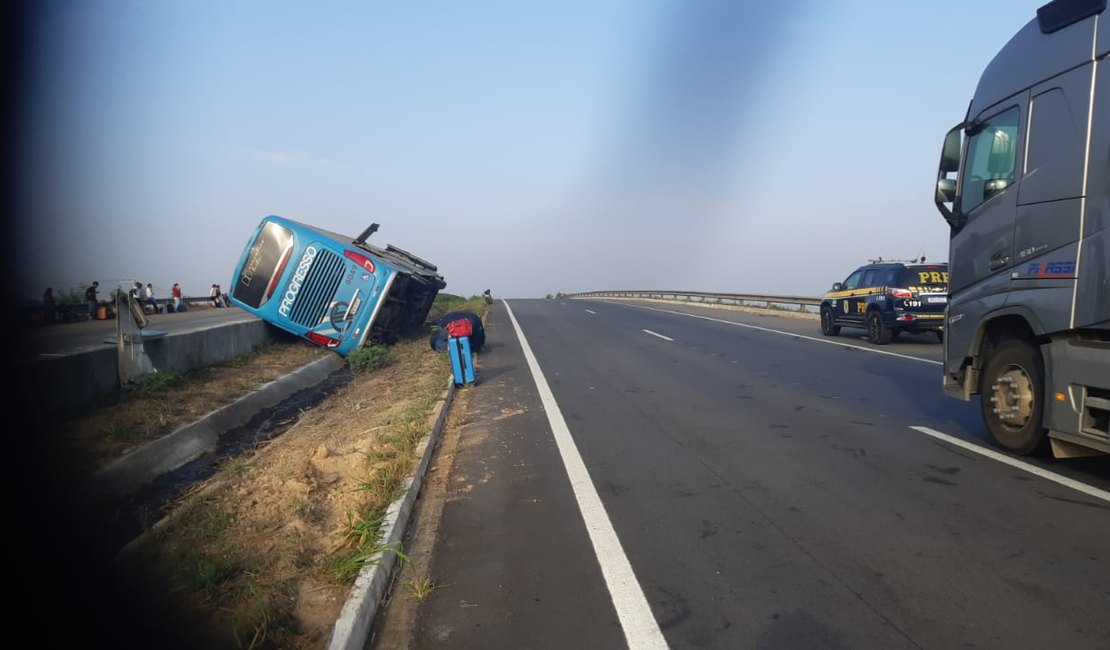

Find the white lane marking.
[
  {"left": 909, "top": 426, "right": 1110, "bottom": 504},
  {"left": 585, "top": 309, "right": 597, "bottom": 315},
  {"left": 613, "top": 302, "right": 940, "bottom": 366},
  {"left": 642, "top": 329, "right": 674, "bottom": 342},
  {"left": 503, "top": 300, "right": 669, "bottom": 649}
]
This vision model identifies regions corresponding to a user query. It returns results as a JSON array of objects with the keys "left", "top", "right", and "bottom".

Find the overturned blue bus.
[{"left": 228, "top": 215, "right": 446, "bottom": 356}]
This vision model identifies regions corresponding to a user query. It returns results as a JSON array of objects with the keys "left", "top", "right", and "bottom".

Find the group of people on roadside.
[
  {"left": 41, "top": 280, "right": 234, "bottom": 324},
  {"left": 40, "top": 281, "right": 189, "bottom": 323},
  {"left": 127, "top": 282, "right": 161, "bottom": 312},
  {"left": 209, "top": 284, "right": 230, "bottom": 308}
]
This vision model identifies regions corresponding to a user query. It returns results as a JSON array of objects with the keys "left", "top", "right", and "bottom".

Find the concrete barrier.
[{"left": 28, "top": 318, "right": 280, "bottom": 423}]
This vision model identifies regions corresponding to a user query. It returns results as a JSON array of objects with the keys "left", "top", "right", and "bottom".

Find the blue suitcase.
[{"left": 448, "top": 335, "right": 475, "bottom": 385}]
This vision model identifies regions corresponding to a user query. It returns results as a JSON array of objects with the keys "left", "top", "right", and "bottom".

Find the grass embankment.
[
  {"left": 59, "top": 340, "right": 330, "bottom": 477},
  {"left": 111, "top": 294, "right": 488, "bottom": 649}
]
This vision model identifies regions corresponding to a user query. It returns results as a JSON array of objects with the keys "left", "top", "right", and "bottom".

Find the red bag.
[{"left": 445, "top": 318, "right": 473, "bottom": 338}]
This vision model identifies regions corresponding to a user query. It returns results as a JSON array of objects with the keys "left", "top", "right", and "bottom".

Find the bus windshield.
[{"left": 233, "top": 220, "right": 295, "bottom": 309}]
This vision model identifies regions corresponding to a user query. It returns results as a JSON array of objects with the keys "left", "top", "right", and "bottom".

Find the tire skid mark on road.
[{"left": 910, "top": 426, "right": 1110, "bottom": 504}]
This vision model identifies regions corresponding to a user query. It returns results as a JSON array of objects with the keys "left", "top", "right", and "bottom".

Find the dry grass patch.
[
  {"left": 57, "top": 340, "right": 329, "bottom": 476},
  {"left": 115, "top": 332, "right": 461, "bottom": 649}
]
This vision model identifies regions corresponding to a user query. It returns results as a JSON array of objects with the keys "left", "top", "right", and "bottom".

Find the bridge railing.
[{"left": 563, "top": 290, "right": 822, "bottom": 314}]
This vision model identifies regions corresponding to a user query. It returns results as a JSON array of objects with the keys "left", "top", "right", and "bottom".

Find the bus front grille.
[{"left": 288, "top": 248, "right": 345, "bottom": 327}]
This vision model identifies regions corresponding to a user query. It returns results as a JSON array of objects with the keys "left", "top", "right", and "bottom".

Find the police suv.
[{"left": 819, "top": 261, "right": 949, "bottom": 345}]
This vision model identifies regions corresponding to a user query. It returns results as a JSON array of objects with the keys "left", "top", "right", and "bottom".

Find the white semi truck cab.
[{"left": 934, "top": 0, "right": 1110, "bottom": 457}]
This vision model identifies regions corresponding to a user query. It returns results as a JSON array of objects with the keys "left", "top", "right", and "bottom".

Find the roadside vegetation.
[
  {"left": 109, "top": 294, "right": 488, "bottom": 649},
  {"left": 57, "top": 339, "right": 330, "bottom": 477}
]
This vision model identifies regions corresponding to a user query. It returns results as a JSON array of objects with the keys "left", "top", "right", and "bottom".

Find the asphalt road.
[{"left": 387, "top": 298, "right": 1110, "bottom": 650}]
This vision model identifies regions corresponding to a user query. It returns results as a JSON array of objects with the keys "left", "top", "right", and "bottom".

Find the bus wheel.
[
  {"left": 866, "top": 311, "right": 892, "bottom": 345},
  {"left": 820, "top": 308, "right": 840, "bottom": 336},
  {"left": 979, "top": 339, "right": 1047, "bottom": 455}
]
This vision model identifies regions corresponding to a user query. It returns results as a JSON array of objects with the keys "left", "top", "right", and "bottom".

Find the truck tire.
[
  {"left": 978, "top": 339, "right": 1047, "bottom": 455},
  {"left": 820, "top": 307, "right": 840, "bottom": 336},
  {"left": 867, "top": 310, "right": 892, "bottom": 345}
]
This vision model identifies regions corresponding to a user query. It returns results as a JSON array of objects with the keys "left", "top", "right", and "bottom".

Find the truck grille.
[{"left": 288, "top": 248, "right": 345, "bottom": 327}]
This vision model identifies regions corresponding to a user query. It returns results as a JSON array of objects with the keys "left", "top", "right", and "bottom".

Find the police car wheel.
[
  {"left": 820, "top": 308, "right": 840, "bottom": 336},
  {"left": 978, "top": 339, "right": 1047, "bottom": 456},
  {"left": 866, "top": 311, "right": 892, "bottom": 345}
]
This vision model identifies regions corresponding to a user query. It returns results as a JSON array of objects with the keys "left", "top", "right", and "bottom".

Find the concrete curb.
[
  {"left": 88, "top": 354, "right": 348, "bottom": 499},
  {"left": 328, "top": 377, "right": 458, "bottom": 650}
]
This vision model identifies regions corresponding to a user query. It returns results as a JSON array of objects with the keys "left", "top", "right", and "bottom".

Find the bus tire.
[{"left": 979, "top": 339, "right": 1047, "bottom": 456}]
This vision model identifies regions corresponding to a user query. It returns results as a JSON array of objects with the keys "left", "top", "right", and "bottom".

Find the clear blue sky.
[{"left": 13, "top": 0, "right": 1047, "bottom": 301}]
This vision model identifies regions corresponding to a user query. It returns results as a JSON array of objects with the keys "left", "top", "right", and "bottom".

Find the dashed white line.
[
  {"left": 503, "top": 300, "right": 669, "bottom": 649},
  {"left": 585, "top": 309, "right": 597, "bottom": 315},
  {"left": 909, "top": 426, "right": 1110, "bottom": 504},
  {"left": 615, "top": 302, "right": 940, "bottom": 365},
  {"left": 642, "top": 329, "right": 674, "bottom": 342}
]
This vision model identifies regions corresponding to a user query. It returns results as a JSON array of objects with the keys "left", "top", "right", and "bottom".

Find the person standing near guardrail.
[
  {"left": 143, "top": 282, "right": 157, "bottom": 312},
  {"left": 85, "top": 281, "right": 99, "bottom": 319},
  {"left": 171, "top": 283, "right": 182, "bottom": 311}
]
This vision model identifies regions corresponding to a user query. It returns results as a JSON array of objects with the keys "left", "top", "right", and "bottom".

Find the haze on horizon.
[{"left": 10, "top": 0, "right": 1044, "bottom": 302}]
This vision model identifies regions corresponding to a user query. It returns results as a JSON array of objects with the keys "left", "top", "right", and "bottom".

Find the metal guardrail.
[{"left": 564, "top": 290, "right": 822, "bottom": 313}]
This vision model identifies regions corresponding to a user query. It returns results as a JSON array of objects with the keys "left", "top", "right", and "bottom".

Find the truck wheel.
[
  {"left": 979, "top": 339, "right": 1047, "bottom": 455},
  {"left": 820, "top": 307, "right": 840, "bottom": 336},
  {"left": 866, "top": 311, "right": 892, "bottom": 345}
]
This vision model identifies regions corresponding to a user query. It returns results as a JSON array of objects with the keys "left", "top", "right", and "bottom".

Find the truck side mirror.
[
  {"left": 936, "top": 178, "right": 956, "bottom": 203},
  {"left": 935, "top": 124, "right": 965, "bottom": 227},
  {"left": 939, "top": 129, "right": 962, "bottom": 173},
  {"left": 832, "top": 282, "right": 844, "bottom": 291},
  {"left": 984, "top": 178, "right": 1009, "bottom": 200}
]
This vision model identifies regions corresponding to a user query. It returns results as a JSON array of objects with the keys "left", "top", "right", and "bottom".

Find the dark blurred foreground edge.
[{"left": 3, "top": 3, "right": 185, "bottom": 647}]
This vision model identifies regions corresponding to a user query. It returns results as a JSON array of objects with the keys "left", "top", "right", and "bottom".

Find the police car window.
[
  {"left": 960, "top": 106, "right": 1020, "bottom": 214},
  {"left": 860, "top": 269, "right": 880, "bottom": 287},
  {"left": 879, "top": 268, "right": 898, "bottom": 286},
  {"left": 843, "top": 271, "right": 864, "bottom": 289}
]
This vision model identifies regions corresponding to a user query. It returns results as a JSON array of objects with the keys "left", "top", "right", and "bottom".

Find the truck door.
[
  {"left": 1014, "top": 64, "right": 1095, "bottom": 332},
  {"left": 950, "top": 102, "right": 1024, "bottom": 300}
]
